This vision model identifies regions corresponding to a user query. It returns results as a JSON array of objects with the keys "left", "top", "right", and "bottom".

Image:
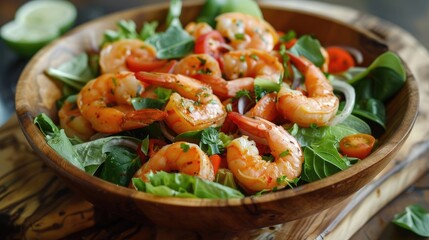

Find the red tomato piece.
[
  {"left": 125, "top": 49, "right": 167, "bottom": 72},
  {"left": 209, "top": 154, "right": 222, "bottom": 175},
  {"left": 339, "top": 133, "right": 376, "bottom": 159},
  {"left": 194, "top": 30, "right": 226, "bottom": 60},
  {"left": 326, "top": 46, "right": 355, "bottom": 74}
]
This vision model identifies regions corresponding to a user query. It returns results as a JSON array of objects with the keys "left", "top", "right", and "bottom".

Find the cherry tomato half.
[
  {"left": 194, "top": 30, "right": 225, "bottom": 60},
  {"left": 125, "top": 49, "right": 167, "bottom": 72},
  {"left": 326, "top": 46, "right": 355, "bottom": 74},
  {"left": 339, "top": 133, "right": 376, "bottom": 159}
]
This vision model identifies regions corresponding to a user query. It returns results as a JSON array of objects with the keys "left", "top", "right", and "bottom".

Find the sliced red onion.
[
  {"left": 329, "top": 78, "right": 355, "bottom": 126},
  {"left": 237, "top": 95, "right": 254, "bottom": 114},
  {"left": 159, "top": 121, "right": 176, "bottom": 142}
]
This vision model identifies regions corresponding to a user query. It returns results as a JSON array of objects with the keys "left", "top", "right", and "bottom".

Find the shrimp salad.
[{"left": 35, "top": 0, "right": 407, "bottom": 199}]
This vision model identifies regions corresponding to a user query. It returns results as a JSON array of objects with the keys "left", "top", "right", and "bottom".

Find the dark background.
[{"left": 1, "top": 0, "right": 428, "bottom": 126}]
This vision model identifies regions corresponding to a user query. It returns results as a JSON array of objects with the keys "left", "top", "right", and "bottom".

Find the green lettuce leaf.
[{"left": 132, "top": 171, "right": 244, "bottom": 199}]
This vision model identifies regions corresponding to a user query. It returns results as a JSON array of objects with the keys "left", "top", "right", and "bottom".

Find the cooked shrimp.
[
  {"left": 173, "top": 53, "right": 254, "bottom": 98},
  {"left": 135, "top": 72, "right": 227, "bottom": 134},
  {"left": 77, "top": 72, "right": 167, "bottom": 133},
  {"left": 227, "top": 112, "right": 303, "bottom": 193},
  {"left": 245, "top": 92, "right": 280, "bottom": 123},
  {"left": 277, "top": 53, "right": 339, "bottom": 127},
  {"left": 133, "top": 141, "right": 215, "bottom": 181},
  {"left": 216, "top": 12, "right": 278, "bottom": 51},
  {"left": 185, "top": 22, "right": 213, "bottom": 39},
  {"left": 99, "top": 39, "right": 161, "bottom": 73},
  {"left": 222, "top": 49, "right": 283, "bottom": 83},
  {"left": 58, "top": 99, "right": 96, "bottom": 141}
]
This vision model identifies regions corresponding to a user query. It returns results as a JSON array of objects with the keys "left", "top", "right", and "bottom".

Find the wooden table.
[{"left": 1, "top": 1, "right": 429, "bottom": 239}]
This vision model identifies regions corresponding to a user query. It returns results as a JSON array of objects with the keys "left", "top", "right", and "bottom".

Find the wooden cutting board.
[{"left": 1, "top": 1, "right": 429, "bottom": 239}]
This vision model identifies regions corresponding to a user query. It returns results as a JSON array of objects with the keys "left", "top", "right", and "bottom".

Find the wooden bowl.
[{"left": 15, "top": 1, "right": 419, "bottom": 231}]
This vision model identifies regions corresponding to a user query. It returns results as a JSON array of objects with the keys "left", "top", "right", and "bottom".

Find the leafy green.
[
  {"left": 154, "top": 87, "right": 172, "bottom": 101},
  {"left": 392, "top": 204, "right": 429, "bottom": 237},
  {"left": 344, "top": 52, "right": 406, "bottom": 131},
  {"left": 254, "top": 77, "right": 281, "bottom": 101},
  {"left": 167, "top": 0, "right": 182, "bottom": 28},
  {"left": 131, "top": 98, "right": 165, "bottom": 110},
  {"left": 200, "top": 127, "right": 225, "bottom": 155},
  {"left": 289, "top": 124, "right": 358, "bottom": 182},
  {"left": 146, "top": 25, "right": 194, "bottom": 59},
  {"left": 336, "top": 109, "right": 372, "bottom": 134},
  {"left": 145, "top": 0, "right": 194, "bottom": 59},
  {"left": 140, "top": 21, "right": 158, "bottom": 40},
  {"left": 301, "top": 141, "right": 351, "bottom": 182},
  {"left": 46, "top": 53, "right": 95, "bottom": 91},
  {"left": 34, "top": 113, "right": 84, "bottom": 171},
  {"left": 279, "top": 30, "right": 296, "bottom": 43},
  {"left": 73, "top": 136, "right": 140, "bottom": 175},
  {"left": 99, "top": 145, "right": 141, "bottom": 186},
  {"left": 196, "top": 0, "right": 226, "bottom": 27},
  {"left": 352, "top": 98, "right": 386, "bottom": 129},
  {"left": 103, "top": 20, "right": 139, "bottom": 43},
  {"left": 214, "top": 168, "right": 239, "bottom": 190},
  {"left": 289, "top": 35, "right": 324, "bottom": 68},
  {"left": 292, "top": 124, "right": 359, "bottom": 147},
  {"left": 174, "top": 127, "right": 227, "bottom": 155},
  {"left": 132, "top": 171, "right": 244, "bottom": 199}
]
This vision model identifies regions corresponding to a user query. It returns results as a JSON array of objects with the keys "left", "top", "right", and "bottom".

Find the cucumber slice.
[{"left": 15, "top": 0, "right": 77, "bottom": 34}]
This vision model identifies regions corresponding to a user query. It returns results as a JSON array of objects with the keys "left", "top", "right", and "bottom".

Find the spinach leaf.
[
  {"left": 301, "top": 140, "right": 350, "bottom": 182},
  {"left": 74, "top": 136, "right": 140, "bottom": 175},
  {"left": 353, "top": 98, "right": 386, "bottom": 129},
  {"left": 167, "top": 0, "right": 182, "bottom": 28},
  {"left": 349, "top": 52, "right": 406, "bottom": 95},
  {"left": 196, "top": 0, "right": 226, "bottom": 27},
  {"left": 34, "top": 113, "right": 84, "bottom": 171},
  {"left": 337, "top": 110, "right": 372, "bottom": 134},
  {"left": 292, "top": 124, "right": 358, "bottom": 147},
  {"left": 46, "top": 53, "right": 95, "bottom": 91},
  {"left": 392, "top": 204, "right": 429, "bottom": 237},
  {"left": 146, "top": 25, "right": 194, "bottom": 59},
  {"left": 131, "top": 98, "right": 165, "bottom": 110},
  {"left": 352, "top": 67, "right": 405, "bottom": 102},
  {"left": 289, "top": 35, "right": 324, "bottom": 68},
  {"left": 132, "top": 171, "right": 244, "bottom": 199},
  {"left": 99, "top": 145, "right": 141, "bottom": 186}
]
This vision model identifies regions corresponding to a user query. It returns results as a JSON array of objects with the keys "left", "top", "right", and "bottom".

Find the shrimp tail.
[
  {"left": 122, "top": 109, "right": 167, "bottom": 130},
  {"left": 287, "top": 53, "right": 312, "bottom": 73},
  {"left": 228, "top": 112, "right": 269, "bottom": 145}
]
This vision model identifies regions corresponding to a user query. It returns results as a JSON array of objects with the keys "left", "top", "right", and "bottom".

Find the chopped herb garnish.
[
  {"left": 180, "top": 143, "right": 190, "bottom": 152},
  {"left": 279, "top": 30, "right": 296, "bottom": 43},
  {"left": 239, "top": 55, "right": 246, "bottom": 62},
  {"left": 141, "top": 136, "right": 150, "bottom": 156},
  {"left": 279, "top": 150, "right": 290, "bottom": 157},
  {"left": 235, "top": 89, "right": 252, "bottom": 100},
  {"left": 262, "top": 154, "right": 275, "bottom": 162},
  {"left": 249, "top": 53, "right": 259, "bottom": 61},
  {"left": 234, "top": 33, "right": 245, "bottom": 40},
  {"left": 197, "top": 56, "right": 207, "bottom": 65}
]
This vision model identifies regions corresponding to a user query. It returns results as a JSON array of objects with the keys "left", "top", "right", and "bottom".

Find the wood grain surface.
[{"left": 2, "top": 0, "right": 429, "bottom": 239}]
